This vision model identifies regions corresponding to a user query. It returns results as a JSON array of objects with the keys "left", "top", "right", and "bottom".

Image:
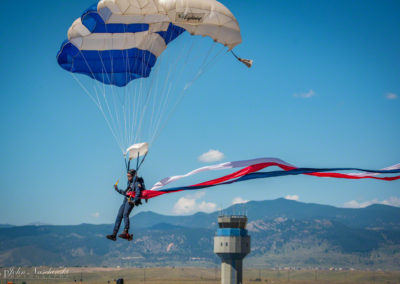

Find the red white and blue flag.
[{"left": 126, "top": 158, "right": 400, "bottom": 200}]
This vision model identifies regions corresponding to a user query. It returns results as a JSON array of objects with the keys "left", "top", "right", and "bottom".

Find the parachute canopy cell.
[{"left": 57, "top": 0, "right": 242, "bottom": 86}]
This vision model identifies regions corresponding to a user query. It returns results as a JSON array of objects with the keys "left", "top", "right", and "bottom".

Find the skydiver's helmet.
[{"left": 128, "top": 169, "right": 136, "bottom": 177}]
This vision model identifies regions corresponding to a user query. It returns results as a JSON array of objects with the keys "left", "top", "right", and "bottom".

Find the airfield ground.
[{"left": 2, "top": 267, "right": 400, "bottom": 284}]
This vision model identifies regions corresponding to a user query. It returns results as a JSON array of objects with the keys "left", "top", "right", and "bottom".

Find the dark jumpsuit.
[{"left": 113, "top": 178, "right": 144, "bottom": 234}]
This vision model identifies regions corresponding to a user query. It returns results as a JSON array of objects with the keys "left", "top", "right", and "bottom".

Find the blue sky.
[{"left": 0, "top": 0, "right": 399, "bottom": 226}]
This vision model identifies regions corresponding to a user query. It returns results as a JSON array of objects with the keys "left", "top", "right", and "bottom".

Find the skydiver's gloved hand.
[
  {"left": 114, "top": 184, "right": 118, "bottom": 191},
  {"left": 134, "top": 199, "right": 142, "bottom": 206}
]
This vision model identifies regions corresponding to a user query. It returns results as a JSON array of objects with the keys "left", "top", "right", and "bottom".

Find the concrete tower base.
[{"left": 221, "top": 259, "right": 243, "bottom": 284}]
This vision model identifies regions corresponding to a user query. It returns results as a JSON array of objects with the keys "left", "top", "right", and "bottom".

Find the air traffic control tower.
[{"left": 214, "top": 215, "right": 251, "bottom": 284}]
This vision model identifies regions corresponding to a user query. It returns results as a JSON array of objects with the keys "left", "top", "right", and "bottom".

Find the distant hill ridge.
[
  {"left": 1, "top": 198, "right": 399, "bottom": 269},
  {"left": 133, "top": 198, "right": 400, "bottom": 230}
]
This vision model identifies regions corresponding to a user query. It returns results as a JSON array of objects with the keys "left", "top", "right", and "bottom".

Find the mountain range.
[{"left": 1, "top": 198, "right": 399, "bottom": 269}]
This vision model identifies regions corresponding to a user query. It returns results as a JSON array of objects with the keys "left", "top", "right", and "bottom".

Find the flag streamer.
[{"left": 125, "top": 158, "right": 400, "bottom": 200}]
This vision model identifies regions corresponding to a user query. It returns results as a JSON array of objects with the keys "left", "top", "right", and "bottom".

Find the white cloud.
[
  {"left": 343, "top": 197, "right": 400, "bottom": 208},
  {"left": 173, "top": 197, "right": 196, "bottom": 214},
  {"left": 381, "top": 197, "right": 400, "bottom": 207},
  {"left": 285, "top": 195, "right": 299, "bottom": 201},
  {"left": 385, "top": 93, "right": 398, "bottom": 100},
  {"left": 197, "top": 201, "right": 217, "bottom": 212},
  {"left": 198, "top": 149, "right": 225, "bottom": 163},
  {"left": 293, "top": 90, "right": 316, "bottom": 99},
  {"left": 172, "top": 192, "right": 217, "bottom": 215},
  {"left": 343, "top": 200, "right": 373, "bottom": 208},
  {"left": 232, "top": 197, "right": 249, "bottom": 205},
  {"left": 192, "top": 191, "right": 205, "bottom": 199},
  {"left": 91, "top": 212, "right": 100, "bottom": 218}
]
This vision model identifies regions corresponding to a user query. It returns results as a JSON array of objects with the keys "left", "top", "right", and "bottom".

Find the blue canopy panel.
[
  {"left": 57, "top": 41, "right": 157, "bottom": 87},
  {"left": 157, "top": 24, "right": 186, "bottom": 45},
  {"left": 56, "top": 3, "right": 186, "bottom": 86}
]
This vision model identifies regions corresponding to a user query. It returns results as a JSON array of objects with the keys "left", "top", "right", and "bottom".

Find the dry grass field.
[{"left": 2, "top": 267, "right": 400, "bottom": 284}]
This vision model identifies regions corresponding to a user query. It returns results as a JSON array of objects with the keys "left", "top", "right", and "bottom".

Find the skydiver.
[{"left": 106, "top": 169, "right": 145, "bottom": 241}]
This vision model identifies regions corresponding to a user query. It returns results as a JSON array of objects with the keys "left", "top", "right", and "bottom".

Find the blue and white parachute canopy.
[
  {"left": 57, "top": 0, "right": 242, "bottom": 86},
  {"left": 56, "top": 0, "right": 243, "bottom": 156}
]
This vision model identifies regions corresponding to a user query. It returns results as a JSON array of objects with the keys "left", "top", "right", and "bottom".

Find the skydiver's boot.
[
  {"left": 106, "top": 232, "right": 117, "bottom": 241},
  {"left": 118, "top": 229, "right": 133, "bottom": 241}
]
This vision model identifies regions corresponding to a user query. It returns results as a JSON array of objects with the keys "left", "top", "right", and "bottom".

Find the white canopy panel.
[
  {"left": 97, "top": 0, "right": 242, "bottom": 49},
  {"left": 126, "top": 142, "right": 149, "bottom": 160}
]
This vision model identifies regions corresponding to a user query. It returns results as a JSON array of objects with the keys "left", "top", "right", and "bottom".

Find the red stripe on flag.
[{"left": 191, "top": 162, "right": 295, "bottom": 187}]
